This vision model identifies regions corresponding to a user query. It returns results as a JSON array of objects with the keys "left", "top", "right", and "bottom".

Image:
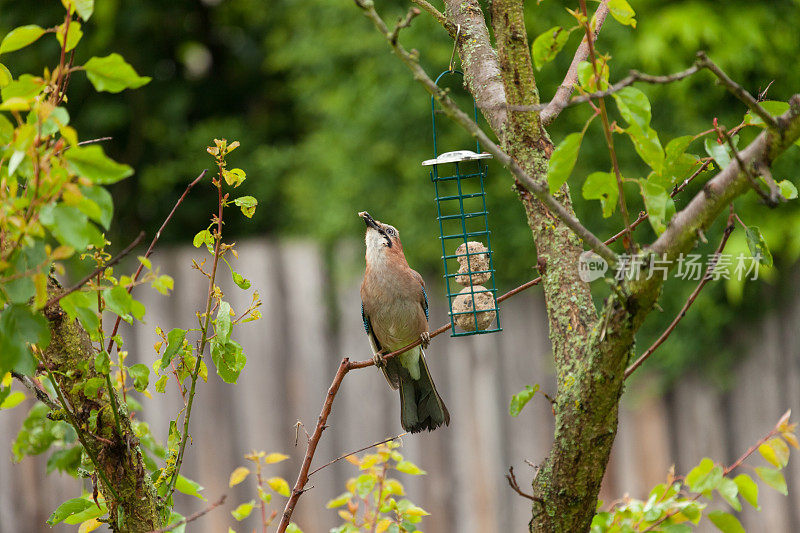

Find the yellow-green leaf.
[
  {"left": 231, "top": 500, "right": 255, "bottom": 521},
  {"left": 228, "top": 467, "right": 250, "bottom": 487},
  {"left": 264, "top": 452, "right": 289, "bottom": 464},
  {"left": 608, "top": 0, "right": 636, "bottom": 28},
  {"left": 395, "top": 460, "right": 426, "bottom": 475},
  {"left": 755, "top": 466, "right": 787, "bottom": 495},
  {"left": 325, "top": 492, "right": 351, "bottom": 509},
  {"left": 267, "top": 476, "right": 291, "bottom": 497},
  {"left": 0, "top": 25, "right": 46, "bottom": 54}
]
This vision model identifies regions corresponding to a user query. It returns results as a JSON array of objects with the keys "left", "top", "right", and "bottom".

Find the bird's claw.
[
  {"left": 420, "top": 331, "right": 431, "bottom": 349},
  {"left": 373, "top": 350, "right": 387, "bottom": 368}
]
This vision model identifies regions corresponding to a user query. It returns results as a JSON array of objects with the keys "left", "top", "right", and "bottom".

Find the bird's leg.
[
  {"left": 373, "top": 349, "right": 387, "bottom": 369},
  {"left": 420, "top": 331, "right": 431, "bottom": 349}
]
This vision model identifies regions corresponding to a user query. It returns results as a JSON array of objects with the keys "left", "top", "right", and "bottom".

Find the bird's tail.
[{"left": 398, "top": 350, "right": 450, "bottom": 433}]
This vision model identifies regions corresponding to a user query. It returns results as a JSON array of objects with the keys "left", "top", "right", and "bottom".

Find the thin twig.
[
  {"left": 506, "top": 466, "right": 542, "bottom": 503},
  {"left": 715, "top": 124, "right": 775, "bottom": 206},
  {"left": 77, "top": 136, "right": 113, "bottom": 146},
  {"left": 389, "top": 7, "right": 421, "bottom": 44},
  {"left": 410, "top": 0, "right": 455, "bottom": 34},
  {"left": 105, "top": 170, "right": 207, "bottom": 355},
  {"left": 353, "top": 0, "right": 617, "bottom": 267},
  {"left": 696, "top": 51, "right": 780, "bottom": 131},
  {"left": 541, "top": 0, "right": 610, "bottom": 124},
  {"left": 308, "top": 433, "right": 407, "bottom": 478},
  {"left": 11, "top": 371, "right": 60, "bottom": 411},
  {"left": 624, "top": 207, "right": 736, "bottom": 378},
  {"left": 45, "top": 231, "right": 145, "bottom": 308},
  {"left": 146, "top": 494, "right": 227, "bottom": 533},
  {"left": 508, "top": 64, "right": 702, "bottom": 113}
]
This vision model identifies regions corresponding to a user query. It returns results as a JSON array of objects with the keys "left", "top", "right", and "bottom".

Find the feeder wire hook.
[{"left": 449, "top": 24, "right": 461, "bottom": 72}]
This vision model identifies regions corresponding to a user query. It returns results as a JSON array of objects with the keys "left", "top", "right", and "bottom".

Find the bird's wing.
[
  {"left": 412, "top": 270, "right": 429, "bottom": 322},
  {"left": 362, "top": 301, "right": 400, "bottom": 389}
]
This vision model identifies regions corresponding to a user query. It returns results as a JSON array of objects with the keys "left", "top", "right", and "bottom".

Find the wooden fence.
[{"left": 1, "top": 239, "right": 798, "bottom": 532}]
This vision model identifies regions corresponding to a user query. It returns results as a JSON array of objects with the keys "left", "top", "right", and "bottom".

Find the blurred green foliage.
[{"left": 2, "top": 0, "right": 799, "bottom": 382}]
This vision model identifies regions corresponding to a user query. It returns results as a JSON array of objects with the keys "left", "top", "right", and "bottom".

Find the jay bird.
[{"left": 359, "top": 211, "right": 450, "bottom": 433}]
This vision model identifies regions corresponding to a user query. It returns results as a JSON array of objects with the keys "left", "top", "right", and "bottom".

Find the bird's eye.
[{"left": 385, "top": 228, "right": 395, "bottom": 237}]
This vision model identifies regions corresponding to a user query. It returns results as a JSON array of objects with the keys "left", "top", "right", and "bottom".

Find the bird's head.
[{"left": 359, "top": 211, "right": 404, "bottom": 263}]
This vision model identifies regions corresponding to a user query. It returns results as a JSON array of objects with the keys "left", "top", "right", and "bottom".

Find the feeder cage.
[{"left": 423, "top": 70, "right": 501, "bottom": 337}]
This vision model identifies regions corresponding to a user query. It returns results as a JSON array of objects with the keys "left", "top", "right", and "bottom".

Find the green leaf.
[
  {"left": 154, "top": 374, "right": 168, "bottom": 393},
  {"left": 355, "top": 473, "right": 376, "bottom": 498},
  {"left": 733, "top": 474, "right": 759, "bottom": 509},
  {"left": 395, "top": 460, "right": 426, "bottom": 475},
  {"left": 0, "top": 63, "right": 11, "bottom": 87},
  {"left": 704, "top": 137, "right": 731, "bottom": 170},
  {"left": 708, "top": 510, "right": 745, "bottom": 533},
  {"left": 716, "top": 477, "right": 741, "bottom": 511},
  {"left": 56, "top": 20, "right": 82, "bottom": 52},
  {"left": 83, "top": 53, "right": 151, "bottom": 93},
  {"left": 755, "top": 466, "right": 787, "bottom": 495},
  {"left": 175, "top": 475, "right": 205, "bottom": 500},
  {"left": 60, "top": 291, "right": 100, "bottom": 336},
  {"left": 286, "top": 523, "right": 303, "bottom": 533},
  {"left": 129, "top": 363, "right": 150, "bottom": 392},
  {"left": 46, "top": 497, "right": 93, "bottom": 525},
  {"left": 509, "top": 384, "right": 540, "bottom": 417},
  {"left": 103, "top": 285, "right": 144, "bottom": 323},
  {"left": 78, "top": 185, "right": 114, "bottom": 229},
  {"left": 0, "top": 391, "right": 25, "bottom": 410},
  {"left": 0, "top": 25, "right": 46, "bottom": 54},
  {"left": 685, "top": 458, "right": 714, "bottom": 490},
  {"left": 626, "top": 123, "right": 664, "bottom": 172},
  {"left": 216, "top": 302, "right": 232, "bottom": 342},
  {"left": 778, "top": 180, "right": 798, "bottom": 200},
  {"left": 640, "top": 179, "right": 668, "bottom": 234},
  {"left": 151, "top": 274, "right": 174, "bottom": 295},
  {"left": 608, "top": 0, "right": 636, "bottom": 28},
  {"left": 211, "top": 339, "right": 246, "bottom": 384},
  {"left": 223, "top": 168, "right": 246, "bottom": 187},
  {"left": 582, "top": 171, "right": 618, "bottom": 218},
  {"left": 39, "top": 204, "right": 104, "bottom": 251},
  {"left": 83, "top": 376, "right": 105, "bottom": 397},
  {"left": 232, "top": 271, "right": 251, "bottom": 289},
  {"left": 231, "top": 500, "right": 255, "bottom": 521},
  {"left": 745, "top": 226, "right": 773, "bottom": 267},
  {"left": 65, "top": 144, "right": 134, "bottom": 184},
  {"left": 612, "top": 87, "right": 651, "bottom": 130},
  {"left": 160, "top": 328, "right": 187, "bottom": 370},
  {"left": 193, "top": 229, "right": 213, "bottom": 248},
  {"left": 2, "top": 74, "right": 44, "bottom": 103},
  {"left": 547, "top": 132, "right": 583, "bottom": 193},
  {"left": 665, "top": 135, "right": 695, "bottom": 161},
  {"left": 531, "top": 26, "right": 570, "bottom": 70},
  {"left": 233, "top": 195, "right": 258, "bottom": 218},
  {"left": 0, "top": 304, "right": 50, "bottom": 376},
  {"left": 94, "top": 350, "right": 110, "bottom": 374},
  {"left": 71, "top": 0, "right": 95, "bottom": 21},
  {"left": 326, "top": 493, "right": 352, "bottom": 509},
  {"left": 744, "top": 101, "right": 789, "bottom": 126}
]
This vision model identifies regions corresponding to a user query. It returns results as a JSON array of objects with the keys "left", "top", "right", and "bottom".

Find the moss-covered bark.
[{"left": 42, "top": 282, "right": 163, "bottom": 532}]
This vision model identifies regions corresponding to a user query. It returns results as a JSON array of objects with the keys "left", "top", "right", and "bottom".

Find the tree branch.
[
  {"left": 410, "top": 0, "right": 453, "bottom": 34},
  {"left": 147, "top": 494, "right": 226, "bottom": 533},
  {"left": 540, "top": 0, "right": 610, "bottom": 125},
  {"left": 443, "top": 0, "right": 508, "bottom": 135},
  {"left": 355, "top": 0, "right": 616, "bottom": 266},
  {"left": 696, "top": 51, "right": 780, "bottom": 130},
  {"left": 624, "top": 207, "right": 736, "bottom": 378}
]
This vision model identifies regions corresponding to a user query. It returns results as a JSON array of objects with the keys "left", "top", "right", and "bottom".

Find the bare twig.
[
  {"left": 410, "top": 0, "right": 454, "bottom": 34},
  {"left": 508, "top": 64, "right": 703, "bottom": 114},
  {"left": 506, "top": 466, "right": 543, "bottom": 503},
  {"left": 389, "top": 7, "right": 420, "bottom": 44},
  {"left": 45, "top": 231, "right": 145, "bottom": 308},
  {"left": 624, "top": 207, "right": 736, "bottom": 378},
  {"left": 696, "top": 51, "right": 780, "bottom": 131},
  {"left": 146, "top": 494, "right": 226, "bottom": 533},
  {"left": 541, "top": 0, "right": 610, "bottom": 124},
  {"left": 105, "top": 170, "right": 207, "bottom": 355},
  {"left": 77, "top": 136, "right": 113, "bottom": 146},
  {"left": 354, "top": 0, "right": 617, "bottom": 267},
  {"left": 715, "top": 124, "right": 775, "bottom": 206},
  {"left": 308, "top": 433, "right": 407, "bottom": 478},
  {"left": 11, "top": 371, "right": 60, "bottom": 411}
]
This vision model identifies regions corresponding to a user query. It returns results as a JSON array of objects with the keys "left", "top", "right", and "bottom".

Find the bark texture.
[{"left": 42, "top": 282, "right": 163, "bottom": 532}]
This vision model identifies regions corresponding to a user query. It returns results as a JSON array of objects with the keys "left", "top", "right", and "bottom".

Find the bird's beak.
[{"left": 359, "top": 211, "right": 380, "bottom": 231}]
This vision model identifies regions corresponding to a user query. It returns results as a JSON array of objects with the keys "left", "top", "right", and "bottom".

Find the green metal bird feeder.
[{"left": 424, "top": 70, "right": 501, "bottom": 337}]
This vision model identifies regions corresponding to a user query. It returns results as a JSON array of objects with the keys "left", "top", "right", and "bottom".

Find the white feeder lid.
[{"left": 422, "top": 150, "right": 493, "bottom": 166}]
